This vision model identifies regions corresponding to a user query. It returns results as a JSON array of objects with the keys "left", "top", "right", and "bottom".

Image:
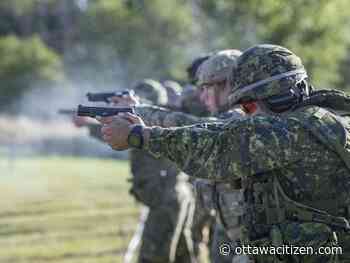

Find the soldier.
[
  {"left": 126, "top": 80, "right": 195, "bottom": 263},
  {"left": 162, "top": 80, "right": 183, "bottom": 109},
  {"left": 186, "top": 54, "right": 212, "bottom": 85},
  {"left": 100, "top": 44, "right": 350, "bottom": 262},
  {"left": 76, "top": 79, "right": 196, "bottom": 263},
  {"left": 112, "top": 50, "right": 247, "bottom": 263},
  {"left": 195, "top": 49, "right": 249, "bottom": 263},
  {"left": 131, "top": 79, "right": 168, "bottom": 106},
  {"left": 113, "top": 80, "right": 213, "bottom": 262}
]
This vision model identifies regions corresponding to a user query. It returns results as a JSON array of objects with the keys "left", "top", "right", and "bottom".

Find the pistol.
[
  {"left": 86, "top": 90, "right": 134, "bottom": 103},
  {"left": 58, "top": 109, "right": 76, "bottom": 115},
  {"left": 77, "top": 105, "right": 135, "bottom": 118}
]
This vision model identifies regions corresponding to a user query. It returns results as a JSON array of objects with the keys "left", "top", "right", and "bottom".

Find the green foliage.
[
  {"left": 249, "top": 0, "right": 350, "bottom": 88},
  {"left": 0, "top": 35, "right": 64, "bottom": 105},
  {"left": 78, "top": 0, "right": 194, "bottom": 82},
  {"left": 197, "top": 0, "right": 350, "bottom": 89},
  {"left": 338, "top": 49, "right": 350, "bottom": 91},
  {"left": 0, "top": 0, "right": 350, "bottom": 107},
  {"left": 0, "top": 0, "right": 37, "bottom": 15}
]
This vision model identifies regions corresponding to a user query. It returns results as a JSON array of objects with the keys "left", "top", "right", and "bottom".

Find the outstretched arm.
[
  {"left": 100, "top": 113, "right": 301, "bottom": 182},
  {"left": 136, "top": 104, "right": 218, "bottom": 127},
  {"left": 136, "top": 104, "right": 243, "bottom": 127}
]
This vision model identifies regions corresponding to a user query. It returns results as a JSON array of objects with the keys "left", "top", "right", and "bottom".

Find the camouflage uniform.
[
  {"left": 195, "top": 50, "right": 249, "bottom": 263},
  {"left": 162, "top": 80, "right": 183, "bottom": 106},
  {"left": 186, "top": 54, "right": 212, "bottom": 85},
  {"left": 136, "top": 83, "right": 215, "bottom": 261},
  {"left": 132, "top": 79, "right": 168, "bottom": 106},
  {"left": 174, "top": 85, "right": 222, "bottom": 263},
  {"left": 136, "top": 49, "right": 248, "bottom": 263},
  {"left": 180, "top": 85, "right": 210, "bottom": 117},
  {"left": 134, "top": 45, "right": 350, "bottom": 262},
  {"left": 131, "top": 79, "right": 196, "bottom": 263},
  {"left": 91, "top": 79, "right": 195, "bottom": 263},
  {"left": 136, "top": 104, "right": 244, "bottom": 263}
]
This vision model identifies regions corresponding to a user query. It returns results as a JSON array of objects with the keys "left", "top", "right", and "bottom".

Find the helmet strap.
[{"left": 263, "top": 78, "right": 311, "bottom": 113}]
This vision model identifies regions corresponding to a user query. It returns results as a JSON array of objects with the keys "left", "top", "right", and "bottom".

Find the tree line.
[{"left": 0, "top": 0, "right": 349, "bottom": 109}]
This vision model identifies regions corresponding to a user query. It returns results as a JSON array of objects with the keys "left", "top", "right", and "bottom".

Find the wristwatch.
[{"left": 127, "top": 124, "right": 144, "bottom": 149}]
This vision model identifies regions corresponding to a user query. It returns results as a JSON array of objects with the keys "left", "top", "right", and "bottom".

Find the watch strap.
[{"left": 128, "top": 124, "right": 144, "bottom": 149}]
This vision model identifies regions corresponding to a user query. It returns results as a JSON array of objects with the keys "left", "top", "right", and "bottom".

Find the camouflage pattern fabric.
[
  {"left": 136, "top": 103, "right": 219, "bottom": 261},
  {"left": 140, "top": 105, "right": 350, "bottom": 262},
  {"left": 190, "top": 49, "right": 247, "bottom": 263},
  {"left": 133, "top": 79, "right": 168, "bottom": 106},
  {"left": 87, "top": 122, "right": 195, "bottom": 262},
  {"left": 162, "top": 80, "right": 183, "bottom": 103},
  {"left": 87, "top": 123, "right": 179, "bottom": 206},
  {"left": 211, "top": 222, "right": 246, "bottom": 263},
  {"left": 196, "top": 49, "right": 242, "bottom": 86},
  {"left": 192, "top": 180, "right": 237, "bottom": 263},
  {"left": 89, "top": 107, "right": 243, "bottom": 261},
  {"left": 188, "top": 179, "right": 217, "bottom": 262},
  {"left": 129, "top": 151, "right": 194, "bottom": 260},
  {"left": 186, "top": 54, "right": 212, "bottom": 85},
  {"left": 138, "top": 173, "right": 194, "bottom": 263},
  {"left": 135, "top": 104, "right": 248, "bottom": 262},
  {"left": 228, "top": 44, "right": 307, "bottom": 107},
  {"left": 180, "top": 85, "right": 210, "bottom": 117},
  {"left": 131, "top": 79, "right": 200, "bottom": 262},
  {"left": 135, "top": 104, "right": 242, "bottom": 127},
  {"left": 129, "top": 149, "right": 179, "bottom": 208}
]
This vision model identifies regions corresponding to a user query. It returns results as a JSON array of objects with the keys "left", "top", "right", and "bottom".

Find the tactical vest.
[{"left": 240, "top": 90, "right": 350, "bottom": 243}]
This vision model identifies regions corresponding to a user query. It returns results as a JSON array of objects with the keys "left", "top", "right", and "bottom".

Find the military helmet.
[
  {"left": 186, "top": 54, "right": 212, "bottom": 84},
  {"left": 228, "top": 44, "right": 308, "bottom": 106},
  {"left": 132, "top": 79, "right": 168, "bottom": 105},
  {"left": 196, "top": 49, "right": 242, "bottom": 87},
  {"left": 162, "top": 80, "right": 183, "bottom": 102},
  {"left": 180, "top": 85, "right": 209, "bottom": 116}
]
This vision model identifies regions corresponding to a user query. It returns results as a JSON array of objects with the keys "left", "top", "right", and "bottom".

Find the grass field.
[{"left": 0, "top": 157, "right": 140, "bottom": 263}]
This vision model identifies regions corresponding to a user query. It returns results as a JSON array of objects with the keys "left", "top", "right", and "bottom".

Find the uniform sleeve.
[
  {"left": 135, "top": 104, "right": 219, "bottom": 127},
  {"left": 143, "top": 116, "right": 302, "bottom": 182}
]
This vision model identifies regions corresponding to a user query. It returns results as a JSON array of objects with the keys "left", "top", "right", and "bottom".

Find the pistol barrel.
[
  {"left": 77, "top": 105, "right": 134, "bottom": 117},
  {"left": 86, "top": 90, "right": 134, "bottom": 102}
]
